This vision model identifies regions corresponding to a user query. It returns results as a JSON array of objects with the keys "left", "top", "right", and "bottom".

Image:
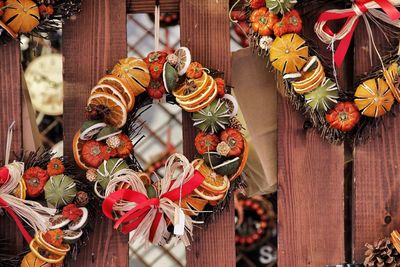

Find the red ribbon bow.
[
  {"left": 317, "top": 0, "right": 400, "bottom": 67},
  {"left": 102, "top": 170, "right": 204, "bottom": 241},
  {"left": 0, "top": 167, "right": 32, "bottom": 243}
]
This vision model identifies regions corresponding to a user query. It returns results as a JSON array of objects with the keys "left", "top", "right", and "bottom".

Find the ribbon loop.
[{"left": 315, "top": 0, "right": 400, "bottom": 67}]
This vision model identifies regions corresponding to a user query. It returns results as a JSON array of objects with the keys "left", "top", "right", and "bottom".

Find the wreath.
[
  {"left": 0, "top": 0, "right": 81, "bottom": 44},
  {"left": 238, "top": 0, "right": 400, "bottom": 144},
  {"left": 71, "top": 46, "right": 248, "bottom": 246},
  {"left": 0, "top": 125, "right": 91, "bottom": 267}
]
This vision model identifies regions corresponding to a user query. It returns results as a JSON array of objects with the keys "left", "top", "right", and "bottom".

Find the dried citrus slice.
[
  {"left": 194, "top": 160, "right": 230, "bottom": 194},
  {"left": 354, "top": 78, "right": 394, "bottom": 117},
  {"left": 180, "top": 85, "right": 218, "bottom": 112},
  {"left": 384, "top": 63, "right": 400, "bottom": 102},
  {"left": 172, "top": 72, "right": 209, "bottom": 101},
  {"left": 98, "top": 75, "right": 136, "bottom": 111},
  {"left": 269, "top": 33, "right": 309, "bottom": 75},
  {"left": 194, "top": 187, "right": 225, "bottom": 201},
  {"left": 229, "top": 140, "right": 248, "bottom": 181},
  {"left": 73, "top": 131, "right": 90, "bottom": 170},
  {"left": 180, "top": 193, "right": 209, "bottom": 216},
  {"left": 174, "top": 47, "right": 192, "bottom": 76},
  {"left": 292, "top": 58, "right": 325, "bottom": 94},
  {"left": 90, "top": 84, "right": 127, "bottom": 108},
  {"left": 176, "top": 76, "right": 215, "bottom": 106},
  {"left": 12, "top": 179, "right": 26, "bottom": 199},
  {"left": 87, "top": 93, "right": 127, "bottom": 128},
  {"left": 111, "top": 57, "right": 150, "bottom": 96},
  {"left": 179, "top": 83, "right": 218, "bottom": 113}
]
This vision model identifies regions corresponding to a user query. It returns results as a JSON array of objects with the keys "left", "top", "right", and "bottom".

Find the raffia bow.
[
  {"left": 0, "top": 162, "right": 56, "bottom": 243},
  {"left": 102, "top": 153, "right": 205, "bottom": 247},
  {"left": 314, "top": 0, "right": 400, "bottom": 67}
]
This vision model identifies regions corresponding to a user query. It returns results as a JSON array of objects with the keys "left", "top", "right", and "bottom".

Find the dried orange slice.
[
  {"left": 292, "top": 58, "right": 325, "bottom": 94},
  {"left": 179, "top": 82, "right": 218, "bottom": 113},
  {"left": 229, "top": 139, "right": 248, "bottom": 181},
  {"left": 194, "top": 159, "right": 230, "bottom": 194},
  {"left": 73, "top": 131, "right": 90, "bottom": 170},
  {"left": 90, "top": 84, "right": 127, "bottom": 108},
  {"left": 98, "top": 75, "right": 136, "bottom": 111},
  {"left": 13, "top": 179, "right": 26, "bottom": 199},
  {"left": 35, "top": 232, "right": 70, "bottom": 256},
  {"left": 87, "top": 93, "right": 127, "bottom": 128},
  {"left": 176, "top": 76, "right": 215, "bottom": 106},
  {"left": 172, "top": 72, "right": 208, "bottom": 101},
  {"left": 384, "top": 63, "right": 400, "bottom": 102},
  {"left": 180, "top": 193, "right": 209, "bottom": 216},
  {"left": 194, "top": 187, "right": 225, "bottom": 201}
]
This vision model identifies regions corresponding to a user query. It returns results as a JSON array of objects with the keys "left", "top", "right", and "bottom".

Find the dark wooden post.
[
  {"left": 62, "top": 1, "right": 129, "bottom": 266},
  {"left": 0, "top": 41, "right": 24, "bottom": 255},
  {"left": 180, "top": 1, "right": 236, "bottom": 266},
  {"left": 277, "top": 6, "right": 348, "bottom": 266},
  {"left": 352, "top": 24, "right": 400, "bottom": 261}
]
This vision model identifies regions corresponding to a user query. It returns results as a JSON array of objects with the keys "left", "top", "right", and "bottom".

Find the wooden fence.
[{"left": 1, "top": 0, "right": 399, "bottom": 266}]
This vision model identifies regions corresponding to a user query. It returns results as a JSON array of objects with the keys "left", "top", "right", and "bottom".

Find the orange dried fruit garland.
[
  {"left": 0, "top": 0, "right": 81, "bottom": 44},
  {"left": 245, "top": 1, "right": 400, "bottom": 144},
  {"left": 71, "top": 47, "right": 248, "bottom": 246},
  {"left": 0, "top": 152, "right": 90, "bottom": 266}
]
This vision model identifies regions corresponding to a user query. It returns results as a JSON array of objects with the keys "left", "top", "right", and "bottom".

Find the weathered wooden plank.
[
  {"left": 126, "top": 0, "right": 242, "bottom": 14},
  {"left": 127, "top": 0, "right": 179, "bottom": 13},
  {"left": 0, "top": 41, "right": 24, "bottom": 255},
  {"left": 277, "top": 6, "right": 346, "bottom": 266},
  {"left": 62, "top": 1, "right": 129, "bottom": 266},
  {"left": 352, "top": 23, "right": 400, "bottom": 261},
  {"left": 180, "top": 1, "right": 235, "bottom": 266}
]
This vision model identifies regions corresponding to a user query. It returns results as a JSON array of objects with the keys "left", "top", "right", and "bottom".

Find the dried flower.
[
  {"left": 106, "top": 135, "right": 121, "bottom": 149},
  {"left": 75, "top": 191, "right": 89, "bottom": 207},
  {"left": 259, "top": 36, "right": 273, "bottom": 51},
  {"left": 86, "top": 169, "right": 97, "bottom": 182},
  {"left": 216, "top": 141, "right": 231, "bottom": 156}
]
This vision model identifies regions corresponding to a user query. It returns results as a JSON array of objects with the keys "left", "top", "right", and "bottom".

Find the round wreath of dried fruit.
[
  {"left": 0, "top": 0, "right": 81, "bottom": 44},
  {"left": 72, "top": 47, "right": 248, "bottom": 247},
  {"left": 0, "top": 151, "right": 91, "bottom": 267},
  {"left": 244, "top": 0, "right": 400, "bottom": 144}
]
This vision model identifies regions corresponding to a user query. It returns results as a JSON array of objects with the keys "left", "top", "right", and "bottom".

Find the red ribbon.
[
  {"left": 317, "top": 0, "right": 400, "bottom": 67},
  {"left": 0, "top": 197, "right": 33, "bottom": 243},
  {"left": 102, "top": 170, "right": 205, "bottom": 240}
]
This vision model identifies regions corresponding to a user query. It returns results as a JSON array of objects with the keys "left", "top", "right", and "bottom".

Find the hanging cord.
[
  {"left": 328, "top": 35, "right": 341, "bottom": 90},
  {"left": 5, "top": 121, "right": 15, "bottom": 165},
  {"left": 154, "top": 0, "right": 160, "bottom": 52}
]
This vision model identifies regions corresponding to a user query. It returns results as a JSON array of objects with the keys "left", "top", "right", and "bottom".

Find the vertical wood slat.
[
  {"left": 62, "top": 1, "right": 129, "bottom": 266},
  {"left": 277, "top": 6, "right": 346, "bottom": 266},
  {"left": 352, "top": 23, "right": 400, "bottom": 261},
  {"left": 180, "top": 1, "right": 235, "bottom": 266},
  {"left": 0, "top": 41, "right": 24, "bottom": 254}
]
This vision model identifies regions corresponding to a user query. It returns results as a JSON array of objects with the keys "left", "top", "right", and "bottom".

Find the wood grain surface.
[
  {"left": 62, "top": 1, "right": 129, "bottom": 266},
  {"left": 352, "top": 23, "right": 400, "bottom": 261},
  {"left": 0, "top": 41, "right": 24, "bottom": 256},
  {"left": 180, "top": 1, "right": 236, "bottom": 266},
  {"left": 277, "top": 4, "right": 348, "bottom": 266}
]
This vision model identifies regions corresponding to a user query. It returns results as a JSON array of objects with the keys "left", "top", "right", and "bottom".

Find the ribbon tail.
[
  {"left": 0, "top": 198, "right": 32, "bottom": 243},
  {"left": 334, "top": 19, "right": 360, "bottom": 67}
]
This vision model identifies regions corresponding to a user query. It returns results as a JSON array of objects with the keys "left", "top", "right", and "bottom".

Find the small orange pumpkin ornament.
[
  {"left": 21, "top": 252, "right": 51, "bottom": 267},
  {"left": 354, "top": 78, "right": 394, "bottom": 117},
  {"left": 2, "top": 0, "right": 40, "bottom": 33},
  {"left": 219, "top": 128, "right": 244, "bottom": 157}
]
